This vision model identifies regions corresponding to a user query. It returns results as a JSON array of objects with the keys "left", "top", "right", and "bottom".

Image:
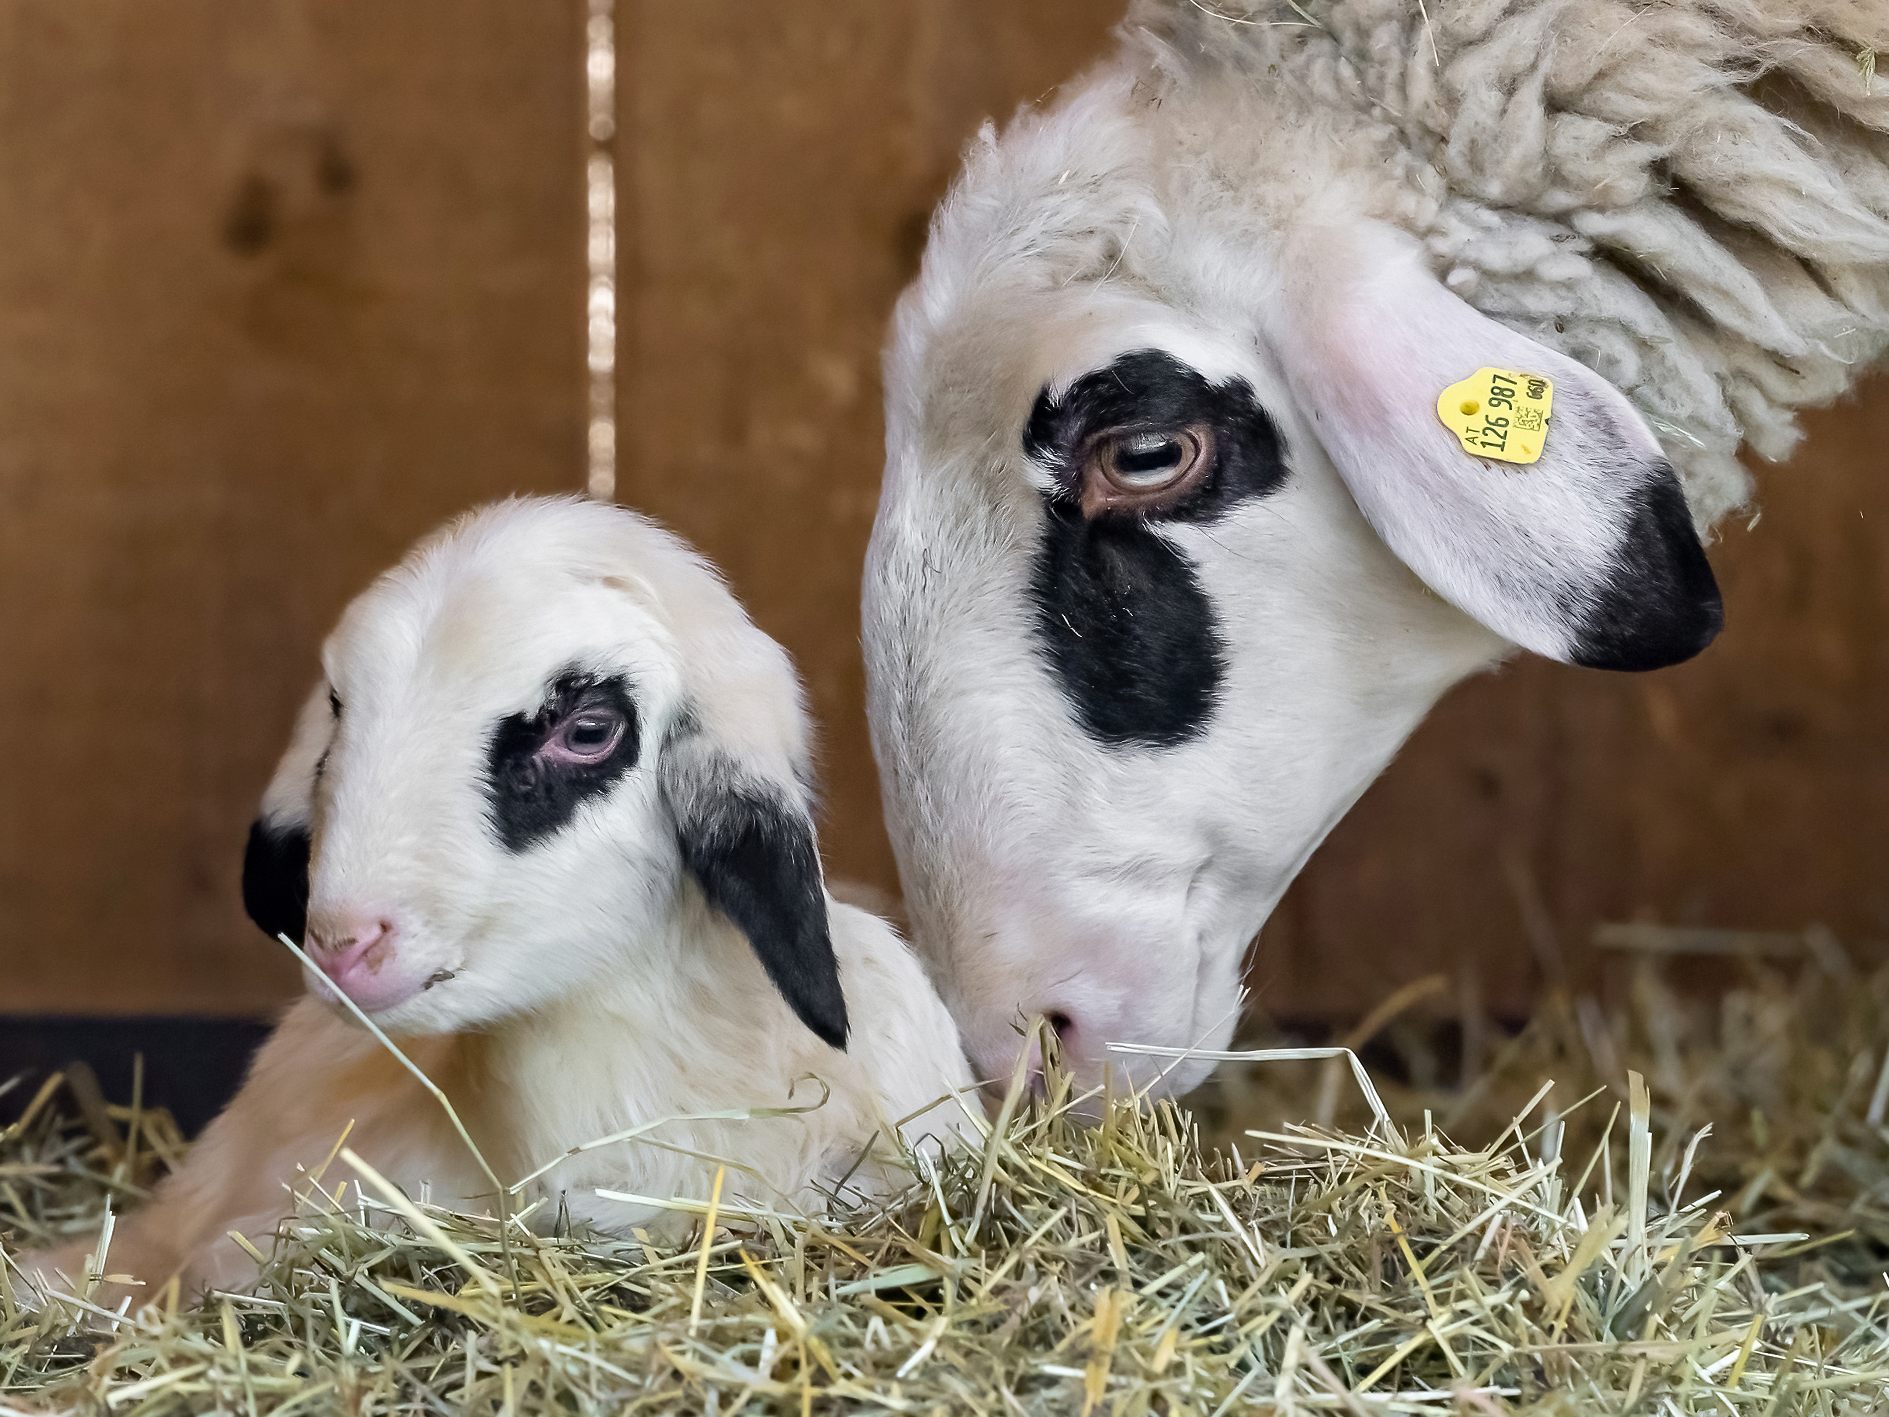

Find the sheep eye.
[
  {"left": 1079, "top": 424, "right": 1214, "bottom": 515},
  {"left": 547, "top": 707, "right": 626, "bottom": 764}
]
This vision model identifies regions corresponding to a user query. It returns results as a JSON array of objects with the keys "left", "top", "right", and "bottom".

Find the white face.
[
  {"left": 246, "top": 535, "right": 688, "bottom": 1034},
  {"left": 243, "top": 499, "right": 849, "bottom": 1046},
  {"left": 311, "top": 580, "right": 677, "bottom": 1031},
  {"left": 868, "top": 296, "right": 1500, "bottom": 1094},
  {"left": 865, "top": 83, "right": 1721, "bottom": 1094}
]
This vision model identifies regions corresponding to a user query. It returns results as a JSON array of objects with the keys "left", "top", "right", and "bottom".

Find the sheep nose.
[
  {"left": 967, "top": 1008, "right": 1078, "bottom": 1097},
  {"left": 302, "top": 911, "right": 433, "bottom": 1016},
  {"left": 305, "top": 914, "right": 398, "bottom": 988}
]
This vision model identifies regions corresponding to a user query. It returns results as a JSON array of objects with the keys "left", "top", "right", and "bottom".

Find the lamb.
[
  {"left": 863, "top": 0, "right": 1889, "bottom": 1094},
  {"left": 14, "top": 495, "right": 973, "bottom": 1304}
]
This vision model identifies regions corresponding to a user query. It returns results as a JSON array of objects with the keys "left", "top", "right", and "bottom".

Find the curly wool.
[{"left": 1134, "top": 0, "right": 1889, "bottom": 527}]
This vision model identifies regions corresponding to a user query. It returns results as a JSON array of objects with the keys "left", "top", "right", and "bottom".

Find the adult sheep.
[{"left": 865, "top": 0, "right": 1889, "bottom": 1095}]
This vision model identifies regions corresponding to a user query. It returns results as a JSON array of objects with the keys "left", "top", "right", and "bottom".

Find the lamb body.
[{"left": 17, "top": 496, "right": 971, "bottom": 1302}]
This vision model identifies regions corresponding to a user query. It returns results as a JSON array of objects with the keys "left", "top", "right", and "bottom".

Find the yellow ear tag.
[{"left": 1436, "top": 367, "right": 1554, "bottom": 465}]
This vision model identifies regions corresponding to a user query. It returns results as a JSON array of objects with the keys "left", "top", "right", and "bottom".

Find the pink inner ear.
[{"left": 1275, "top": 220, "right": 1681, "bottom": 665}]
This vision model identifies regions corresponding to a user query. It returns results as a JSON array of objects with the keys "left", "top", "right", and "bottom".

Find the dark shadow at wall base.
[
  {"left": 0, "top": 1012, "right": 1524, "bottom": 1146},
  {"left": 0, "top": 1017, "right": 272, "bottom": 1138}
]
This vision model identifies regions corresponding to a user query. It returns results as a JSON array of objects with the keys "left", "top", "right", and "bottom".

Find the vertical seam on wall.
[{"left": 584, "top": 0, "right": 619, "bottom": 502}]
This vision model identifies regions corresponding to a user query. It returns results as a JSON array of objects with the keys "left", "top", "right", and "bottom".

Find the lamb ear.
[
  {"left": 241, "top": 682, "right": 332, "bottom": 943},
  {"left": 1276, "top": 223, "right": 1722, "bottom": 670},
  {"left": 660, "top": 723, "right": 849, "bottom": 1050}
]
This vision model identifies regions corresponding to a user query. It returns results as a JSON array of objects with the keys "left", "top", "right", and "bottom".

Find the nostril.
[
  {"left": 307, "top": 916, "right": 397, "bottom": 973},
  {"left": 1044, "top": 1010, "right": 1074, "bottom": 1040}
]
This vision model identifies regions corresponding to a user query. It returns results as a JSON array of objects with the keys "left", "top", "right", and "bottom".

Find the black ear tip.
[
  {"left": 1572, "top": 474, "right": 1724, "bottom": 673},
  {"left": 776, "top": 936, "right": 851, "bottom": 1049},
  {"left": 803, "top": 995, "right": 851, "bottom": 1051},
  {"left": 1573, "top": 579, "right": 1723, "bottom": 672}
]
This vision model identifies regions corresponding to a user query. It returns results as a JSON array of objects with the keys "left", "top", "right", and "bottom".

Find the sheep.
[
  {"left": 13, "top": 496, "right": 973, "bottom": 1304},
  {"left": 863, "top": 0, "right": 1889, "bottom": 1096}
]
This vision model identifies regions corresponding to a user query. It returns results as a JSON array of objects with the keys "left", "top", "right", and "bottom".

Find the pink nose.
[{"left": 306, "top": 915, "right": 411, "bottom": 1010}]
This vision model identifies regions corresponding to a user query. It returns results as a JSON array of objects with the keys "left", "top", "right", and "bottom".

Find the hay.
[{"left": 4, "top": 947, "right": 1888, "bottom": 1414}]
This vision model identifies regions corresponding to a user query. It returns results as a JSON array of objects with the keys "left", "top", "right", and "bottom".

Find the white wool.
[
  {"left": 1132, "top": 0, "right": 1889, "bottom": 525},
  {"left": 17, "top": 498, "right": 973, "bottom": 1302}
]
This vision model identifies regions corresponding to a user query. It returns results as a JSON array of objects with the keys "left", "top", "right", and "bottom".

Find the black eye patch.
[
  {"left": 484, "top": 670, "right": 640, "bottom": 851},
  {"left": 1023, "top": 350, "right": 1288, "bottom": 748}
]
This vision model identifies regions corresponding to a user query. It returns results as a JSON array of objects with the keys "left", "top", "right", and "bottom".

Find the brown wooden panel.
[
  {"left": 0, "top": 0, "right": 584, "bottom": 1013},
  {"left": 1545, "top": 388, "right": 1889, "bottom": 967}
]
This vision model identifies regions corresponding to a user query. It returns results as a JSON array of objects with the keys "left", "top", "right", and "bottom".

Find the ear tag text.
[{"left": 1437, "top": 368, "right": 1553, "bottom": 465}]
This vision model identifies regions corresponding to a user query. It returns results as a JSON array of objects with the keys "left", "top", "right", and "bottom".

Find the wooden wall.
[
  {"left": 1, "top": 1, "right": 1882, "bottom": 1020},
  {"left": 0, "top": 0, "right": 586, "bottom": 1013}
]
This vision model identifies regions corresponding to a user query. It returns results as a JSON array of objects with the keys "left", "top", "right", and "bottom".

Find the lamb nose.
[{"left": 307, "top": 916, "right": 397, "bottom": 978}]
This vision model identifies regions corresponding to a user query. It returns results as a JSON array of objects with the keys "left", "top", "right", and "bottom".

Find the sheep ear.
[
  {"left": 241, "top": 683, "right": 331, "bottom": 943},
  {"left": 661, "top": 728, "right": 849, "bottom": 1050},
  {"left": 1276, "top": 224, "right": 1722, "bottom": 670}
]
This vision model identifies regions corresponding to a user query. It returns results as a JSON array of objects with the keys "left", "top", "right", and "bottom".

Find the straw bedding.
[{"left": 3, "top": 938, "right": 1886, "bottom": 1414}]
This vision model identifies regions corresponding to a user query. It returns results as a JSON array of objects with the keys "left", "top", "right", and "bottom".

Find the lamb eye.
[
  {"left": 1080, "top": 424, "right": 1214, "bottom": 514},
  {"left": 547, "top": 707, "right": 625, "bottom": 763}
]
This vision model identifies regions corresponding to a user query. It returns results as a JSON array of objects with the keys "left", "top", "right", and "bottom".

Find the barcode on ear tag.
[{"left": 1437, "top": 368, "right": 1554, "bottom": 465}]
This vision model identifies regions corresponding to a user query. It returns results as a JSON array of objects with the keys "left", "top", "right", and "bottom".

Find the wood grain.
[{"left": 0, "top": 0, "right": 584, "bottom": 1012}]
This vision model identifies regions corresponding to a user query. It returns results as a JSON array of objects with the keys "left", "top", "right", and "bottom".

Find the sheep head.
[
  {"left": 864, "top": 0, "right": 1889, "bottom": 1094},
  {"left": 243, "top": 497, "right": 848, "bottom": 1047}
]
